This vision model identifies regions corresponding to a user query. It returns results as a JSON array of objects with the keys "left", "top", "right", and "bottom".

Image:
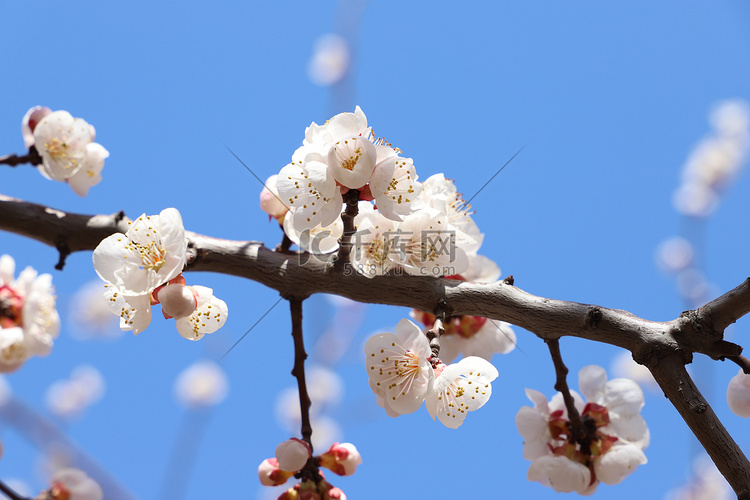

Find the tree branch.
[
  {"left": 3, "top": 195, "right": 750, "bottom": 496},
  {"left": 649, "top": 355, "right": 750, "bottom": 499},
  {"left": 290, "top": 298, "right": 313, "bottom": 451}
]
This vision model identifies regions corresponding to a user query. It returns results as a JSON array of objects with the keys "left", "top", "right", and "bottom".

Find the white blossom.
[
  {"left": 368, "top": 153, "right": 422, "bottom": 221},
  {"left": 364, "top": 319, "right": 433, "bottom": 416},
  {"left": 173, "top": 285, "right": 228, "bottom": 341},
  {"left": 419, "top": 174, "right": 482, "bottom": 253},
  {"left": 425, "top": 356, "right": 498, "bottom": 429},
  {"left": 277, "top": 157, "right": 343, "bottom": 232},
  {"left": 24, "top": 108, "right": 110, "bottom": 196},
  {"left": 283, "top": 210, "right": 343, "bottom": 254},
  {"left": 93, "top": 208, "right": 187, "bottom": 296},
  {"left": 517, "top": 366, "right": 649, "bottom": 494},
  {"left": 0, "top": 255, "right": 60, "bottom": 372},
  {"left": 350, "top": 202, "right": 398, "bottom": 278},
  {"left": 388, "top": 210, "right": 468, "bottom": 277}
]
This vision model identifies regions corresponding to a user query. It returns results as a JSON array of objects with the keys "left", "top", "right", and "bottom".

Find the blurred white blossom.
[
  {"left": 69, "top": 281, "right": 121, "bottom": 339},
  {"left": 673, "top": 99, "right": 749, "bottom": 217},
  {"left": 656, "top": 237, "right": 694, "bottom": 274},
  {"left": 175, "top": 360, "right": 229, "bottom": 408},
  {"left": 37, "top": 468, "right": 103, "bottom": 500},
  {"left": 666, "top": 455, "right": 732, "bottom": 500},
  {"left": 307, "top": 34, "right": 350, "bottom": 86},
  {"left": 46, "top": 365, "right": 105, "bottom": 420}
]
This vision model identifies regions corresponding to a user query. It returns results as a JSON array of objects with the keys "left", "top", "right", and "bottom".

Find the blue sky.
[{"left": 1, "top": 1, "right": 750, "bottom": 499}]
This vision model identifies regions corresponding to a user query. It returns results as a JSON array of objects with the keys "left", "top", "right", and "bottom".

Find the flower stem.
[
  {"left": 0, "top": 479, "right": 29, "bottom": 500},
  {"left": 333, "top": 189, "right": 360, "bottom": 273},
  {"left": 546, "top": 338, "right": 583, "bottom": 428},
  {"left": 0, "top": 147, "right": 42, "bottom": 167},
  {"left": 290, "top": 298, "right": 313, "bottom": 451}
]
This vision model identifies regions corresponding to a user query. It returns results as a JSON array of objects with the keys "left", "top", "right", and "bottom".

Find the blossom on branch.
[
  {"left": 364, "top": 319, "right": 433, "bottom": 416},
  {"left": 516, "top": 365, "right": 648, "bottom": 494},
  {"left": 0, "top": 254, "right": 59, "bottom": 372},
  {"left": 276, "top": 438, "right": 312, "bottom": 472},
  {"left": 22, "top": 106, "right": 109, "bottom": 196},
  {"left": 425, "top": 356, "right": 498, "bottom": 429},
  {"left": 93, "top": 209, "right": 228, "bottom": 338}
]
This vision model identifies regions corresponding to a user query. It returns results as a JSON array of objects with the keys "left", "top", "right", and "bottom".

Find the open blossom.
[
  {"left": 425, "top": 356, "right": 498, "bottom": 429},
  {"left": 93, "top": 210, "right": 227, "bottom": 338},
  {"left": 277, "top": 156, "right": 343, "bottom": 232},
  {"left": 364, "top": 319, "right": 433, "bottom": 416},
  {"left": 517, "top": 365, "right": 648, "bottom": 494},
  {"left": 0, "top": 255, "right": 60, "bottom": 372},
  {"left": 37, "top": 468, "right": 103, "bottom": 500},
  {"left": 93, "top": 208, "right": 187, "bottom": 296},
  {"left": 22, "top": 107, "right": 109, "bottom": 196},
  {"left": 419, "top": 173, "right": 482, "bottom": 253}
]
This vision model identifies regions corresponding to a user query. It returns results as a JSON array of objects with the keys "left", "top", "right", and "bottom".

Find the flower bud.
[
  {"left": 727, "top": 368, "right": 750, "bottom": 417},
  {"left": 260, "top": 175, "right": 289, "bottom": 222},
  {"left": 275, "top": 438, "right": 312, "bottom": 472},
  {"left": 318, "top": 443, "right": 362, "bottom": 476},
  {"left": 258, "top": 458, "right": 294, "bottom": 487},
  {"left": 156, "top": 283, "right": 197, "bottom": 320}
]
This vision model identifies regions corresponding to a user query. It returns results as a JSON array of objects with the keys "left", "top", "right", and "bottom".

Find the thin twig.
[
  {"left": 290, "top": 298, "right": 313, "bottom": 450},
  {"left": 424, "top": 300, "right": 448, "bottom": 360},
  {"left": 0, "top": 147, "right": 42, "bottom": 167},
  {"left": 546, "top": 339, "right": 582, "bottom": 427},
  {"left": 333, "top": 189, "right": 359, "bottom": 273},
  {"left": 0, "top": 479, "right": 30, "bottom": 500},
  {"left": 727, "top": 354, "right": 750, "bottom": 374}
]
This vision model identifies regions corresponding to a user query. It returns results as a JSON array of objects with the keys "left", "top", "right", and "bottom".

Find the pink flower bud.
[
  {"left": 275, "top": 438, "right": 312, "bottom": 472},
  {"left": 258, "top": 458, "right": 294, "bottom": 487},
  {"left": 318, "top": 443, "right": 362, "bottom": 476},
  {"left": 156, "top": 283, "right": 197, "bottom": 320},
  {"left": 21, "top": 106, "right": 52, "bottom": 150},
  {"left": 260, "top": 175, "right": 289, "bottom": 222}
]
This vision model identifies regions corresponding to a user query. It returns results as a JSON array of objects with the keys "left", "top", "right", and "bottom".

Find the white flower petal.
[{"left": 594, "top": 443, "right": 647, "bottom": 485}]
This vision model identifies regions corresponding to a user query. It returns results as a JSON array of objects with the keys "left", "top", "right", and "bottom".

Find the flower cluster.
[
  {"left": 92, "top": 208, "right": 228, "bottom": 340},
  {"left": 258, "top": 441, "right": 361, "bottom": 499},
  {"left": 364, "top": 318, "right": 498, "bottom": 428},
  {"left": 22, "top": 106, "right": 109, "bottom": 196},
  {"left": 262, "top": 107, "right": 486, "bottom": 278},
  {"left": 0, "top": 255, "right": 60, "bottom": 372},
  {"left": 516, "top": 365, "right": 648, "bottom": 494}
]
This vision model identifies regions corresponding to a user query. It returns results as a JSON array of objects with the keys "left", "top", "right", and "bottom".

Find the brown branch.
[
  {"left": 546, "top": 339, "right": 583, "bottom": 427},
  {"left": 4, "top": 195, "right": 750, "bottom": 495},
  {"left": 0, "top": 147, "right": 42, "bottom": 167},
  {"left": 649, "top": 355, "right": 750, "bottom": 499},
  {"left": 0, "top": 479, "right": 30, "bottom": 500},
  {"left": 290, "top": 298, "right": 313, "bottom": 452},
  {"left": 333, "top": 189, "right": 359, "bottom": 273}
]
